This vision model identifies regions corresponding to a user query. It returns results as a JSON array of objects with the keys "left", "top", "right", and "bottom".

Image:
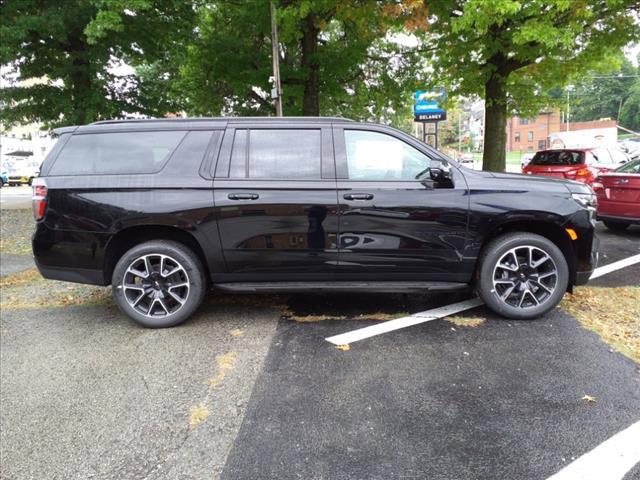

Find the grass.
[
  {"left": 471, "top": 151, "right": 525, "bottom": 165},
  {"left": 446, "top": 316, "right": 486, "bottom": 328},
  {"left": 0, "top": 268, "right": 111, "bottom": 310},
  {"left": 561, "top": 287, "right": 640, "bottom": 363},
  {"left": 0, "top": 209, "right": 34, "bottom": 255}
]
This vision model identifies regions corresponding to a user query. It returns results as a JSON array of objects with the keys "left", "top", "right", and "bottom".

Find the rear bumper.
[
  {"left": 32, "top": 223, "right": 111, "bottom": 286},
  {"left": 35, "top": 258, "right": 106, "bottom": 285}
]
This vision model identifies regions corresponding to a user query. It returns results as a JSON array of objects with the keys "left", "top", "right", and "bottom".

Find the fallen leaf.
[
  {"left": 189, "top": 404, "right": 210, "bottom": 427},
  {"left": 581, "top": 395, "right": 596, "bottom": 404},
  {"left": 230, "top": 329, "right": 245, "bottom": 337},
  {"left": 336, "top": 344, "right": 350, "bottom": 351}
]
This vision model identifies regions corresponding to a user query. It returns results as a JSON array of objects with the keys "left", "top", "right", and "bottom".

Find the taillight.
[
  {"left": 32, "top": 179, "right": 48, "bottom": 221},
  {"left": 592, "top": 181, "right": 604, "bottom": 192}
]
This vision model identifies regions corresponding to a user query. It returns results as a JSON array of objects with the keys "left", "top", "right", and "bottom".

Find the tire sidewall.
[
  {"left": 478, "top": 233, "right": 569, "bottom": 320},
  {"left": 112, "top": 241, "right": 206, "bottom": 328}
]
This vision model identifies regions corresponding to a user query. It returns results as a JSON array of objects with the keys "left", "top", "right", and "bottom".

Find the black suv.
[{"left": 32, "top": 117, "right": 598, "bottom": 328}]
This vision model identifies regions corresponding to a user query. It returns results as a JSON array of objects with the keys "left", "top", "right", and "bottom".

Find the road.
[
  {"left": 0, "top": 185, "right": 32, "bottom": 209},
  {"left": 1, "top": 207, "right": 639, "bottom": 479}
]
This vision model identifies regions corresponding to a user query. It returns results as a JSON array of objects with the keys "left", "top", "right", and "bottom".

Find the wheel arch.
[
  {"left": 476, "top": 219, "right": 577, "bottom": 290},
  {"left": 104, "top": 225, "right": 211, "bottom": 285}
]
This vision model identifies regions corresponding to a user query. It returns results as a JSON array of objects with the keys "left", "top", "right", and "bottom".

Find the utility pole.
[
  {"left": 270, "top": 1, "right": 283, "bottom": 117},
  {"left": 458, "top": 112, "right": 462, "bottom": 158},
  {"left": 566, "top": 85, "right": 573, "bottom": 132}
]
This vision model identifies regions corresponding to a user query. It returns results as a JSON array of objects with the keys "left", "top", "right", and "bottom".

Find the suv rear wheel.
[
  {"left": 476, "top": 233, "right": 568, "bottom": 320},
  {"left": 112, "top": 240, "right": 206, "bottom": 328}
]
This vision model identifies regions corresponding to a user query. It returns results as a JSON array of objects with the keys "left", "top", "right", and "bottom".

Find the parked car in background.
[
  {"left": 520, "top": 153, "right": 534, "bottom": 169},
  {"left": 459, "top": 153, "right": 474, "bottom": 167},
  {"left": 619, "top": 138, "right": 640, "bottom": 160},
  {"left": 7, "top": 161, "right": 40, "bottom": 186},
  {"left": 593, "top": 158, "right": 640, "bottom": 231},
  {"left": 32, "top": 117, "right": 598, "bottom": 328},
  {"left": 522, "top": 147, "right": 629, "bottom": 185}
]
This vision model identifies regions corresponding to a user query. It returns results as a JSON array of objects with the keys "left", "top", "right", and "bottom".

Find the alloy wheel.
[
  {"left": 122, "top": 254, "right": 190, "bottom": 317},
  {"left": 492, "top": 245, "right": 558, "bottom": 309}
]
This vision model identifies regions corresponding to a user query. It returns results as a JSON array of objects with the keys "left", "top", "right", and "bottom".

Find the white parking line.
[
  {"left": 545, "top": 420, "right": 640, "bottom": 480},
  {"left": 590, "top": 253, "right": 640, "bottom": 280},
  {"left": 325, "top": 253, "right": 640, "bottom": 346},
  {"left": 325, "top": 298, "right": 484, "bottom": 345}
]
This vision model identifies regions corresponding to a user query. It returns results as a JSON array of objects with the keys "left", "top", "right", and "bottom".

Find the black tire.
[
  {"left": 112, "top": 240, "right": 206, "bottom": 328},
  {"left": 27, "top": 177, "right": 34, "bottom": 186},
  {"left": 476, "top": 232, "right": 569, "bottom": 320},
  {"left": 603, "top": 221, "right": 629, "bottom": 232}
]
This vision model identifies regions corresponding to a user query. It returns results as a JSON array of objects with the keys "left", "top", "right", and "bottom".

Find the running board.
[{"left": 214, "top": 281, "right": 469, "bottom": 293}]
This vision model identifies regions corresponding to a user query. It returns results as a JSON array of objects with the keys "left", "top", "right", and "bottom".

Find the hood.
[{"left": 469, "top": 169, "right": 591, "bottom": 195}]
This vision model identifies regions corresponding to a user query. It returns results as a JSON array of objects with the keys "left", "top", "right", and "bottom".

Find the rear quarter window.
[
  {"left": 530, "top": 150, "right": 584, "bottom": 166},
  {"left": 49, "top": 131, "right": 186, "bottom": 175}
]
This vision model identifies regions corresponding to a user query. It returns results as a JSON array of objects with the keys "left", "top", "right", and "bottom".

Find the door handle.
[
  {"left": 343, "top": 193, "right": 374, "bottom": 201},
  {"left": 228, "top": 193, "right": 259, "bottom": 200}
]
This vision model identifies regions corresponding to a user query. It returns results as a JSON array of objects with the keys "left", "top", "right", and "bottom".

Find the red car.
[
  {"left": 522, "top": 147, "right": 629, "bottom": 185},
  {"left": 593, "top": 158, "right": 640, "bottom": 231}
]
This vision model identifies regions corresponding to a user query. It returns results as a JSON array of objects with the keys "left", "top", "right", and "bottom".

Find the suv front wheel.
[
  {"left": 112, "top": 240, "right": 206, "bottom": 328},
  {"left": 476, "top": 233, "right": 569, "bottom": 320}
]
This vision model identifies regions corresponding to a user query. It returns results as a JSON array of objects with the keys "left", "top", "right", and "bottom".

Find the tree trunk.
[
  {"left": 300, "top": 14, "right": 320, "bottom": 116},
  {"left": 68, "top": 30, "right": 95, "bottom": 125},
  {"left": 482, "top": 73, "right": 508, "bottom": 172}
]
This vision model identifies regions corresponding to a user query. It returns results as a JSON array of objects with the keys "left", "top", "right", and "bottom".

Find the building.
[
  {"left": 0, "top": 125, "right": 55, "bottom": 176},
  {"left": 506, "top": 110, "right": 618, "bottom": 152},
  {"left": 506, "top": 110, "right": 562, "bottom": 153}
]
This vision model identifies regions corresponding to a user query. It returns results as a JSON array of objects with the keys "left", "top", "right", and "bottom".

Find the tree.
[
  {"left": 422, "top": 0, "right": 640, "bottom": 172},
  {"left": 0, "top": 0, "right": 196, "bottom": 128},
  {"left": 570, "top": 58, "right": 639, "bottom": 125},
  {"left": 166, "top": 0, "right": 429, "bottom": 120},
  {"left": 620, "top": 79, "right": 640, "bottom": 131}
]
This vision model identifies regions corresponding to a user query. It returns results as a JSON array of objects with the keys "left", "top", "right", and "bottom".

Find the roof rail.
[{"left": 90, "top": 116, "right": 354, "bottom": 125}]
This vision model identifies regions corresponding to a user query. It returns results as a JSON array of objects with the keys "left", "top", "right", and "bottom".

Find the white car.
[{"left": 459, "top": 153, "right": 474, "bottom": 166}]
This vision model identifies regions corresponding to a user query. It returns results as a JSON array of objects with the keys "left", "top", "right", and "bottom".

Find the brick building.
[
  {"left": 506, "top": 111, "right": 562, "bottom": 153},
  {"left": 506, "top": 110, "right": 617, "bottom": 152}
]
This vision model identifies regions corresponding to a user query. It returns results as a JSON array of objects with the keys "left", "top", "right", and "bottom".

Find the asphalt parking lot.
[{"left": 1, "top": 204, "right": 639, "bottom": 480}]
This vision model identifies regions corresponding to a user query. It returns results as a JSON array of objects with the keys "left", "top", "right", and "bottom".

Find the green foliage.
[
  {"left": 423, "top": 0, "right": 640, "bottom": 171},
  {"left": 569, "top": 58, "right": 640, "bottom": 129},
  {"left": 161, "top": 0, "right": 428, "bottom": 121},
  {"left": 620, "top": 79, "right": 640, "bottom": 131},
  {"left": 0, "top": 0, "right": 196, "bottom": 128}
]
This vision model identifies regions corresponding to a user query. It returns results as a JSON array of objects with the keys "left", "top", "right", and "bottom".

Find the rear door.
[
  {"left": 333, "top": 124, "right": 469, "bottom": 281},
  {"left": 212, "top": 123, "right": 339, "bottom": 279}
]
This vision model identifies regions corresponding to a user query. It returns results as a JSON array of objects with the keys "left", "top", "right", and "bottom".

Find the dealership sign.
[{"left": 413, "top": 89, "right": 447, "bottom": 121}]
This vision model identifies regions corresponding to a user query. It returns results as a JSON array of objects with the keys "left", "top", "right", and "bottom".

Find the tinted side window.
[
  {"left": 344, "top": 130, "right": 431, "bottom": 181},
  {"left": 229, "top": 129, "right": 322, "bottom": 179},
  {"left": 49, "top": 131, "right": 186, "bottom": 175}
]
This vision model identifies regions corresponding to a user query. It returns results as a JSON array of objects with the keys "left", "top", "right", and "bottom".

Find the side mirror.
[{"left": 429, "top": 160, "right": 452, "bottom": 182}]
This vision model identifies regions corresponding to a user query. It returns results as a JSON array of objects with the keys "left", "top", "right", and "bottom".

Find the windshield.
[
  {"left": 615, "top": 158, "right": 640, "bottom": 174},
  {"left": 530, "top": 150, "right": 584, "bottom": 166}
]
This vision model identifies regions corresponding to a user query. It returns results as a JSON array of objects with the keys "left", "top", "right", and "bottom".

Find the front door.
[
  {"left": 213, "top": 124, "right": 339, "bottom": 279},
  {"left": 333, "top": 125, "right": 469, "bottom": 282}
]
